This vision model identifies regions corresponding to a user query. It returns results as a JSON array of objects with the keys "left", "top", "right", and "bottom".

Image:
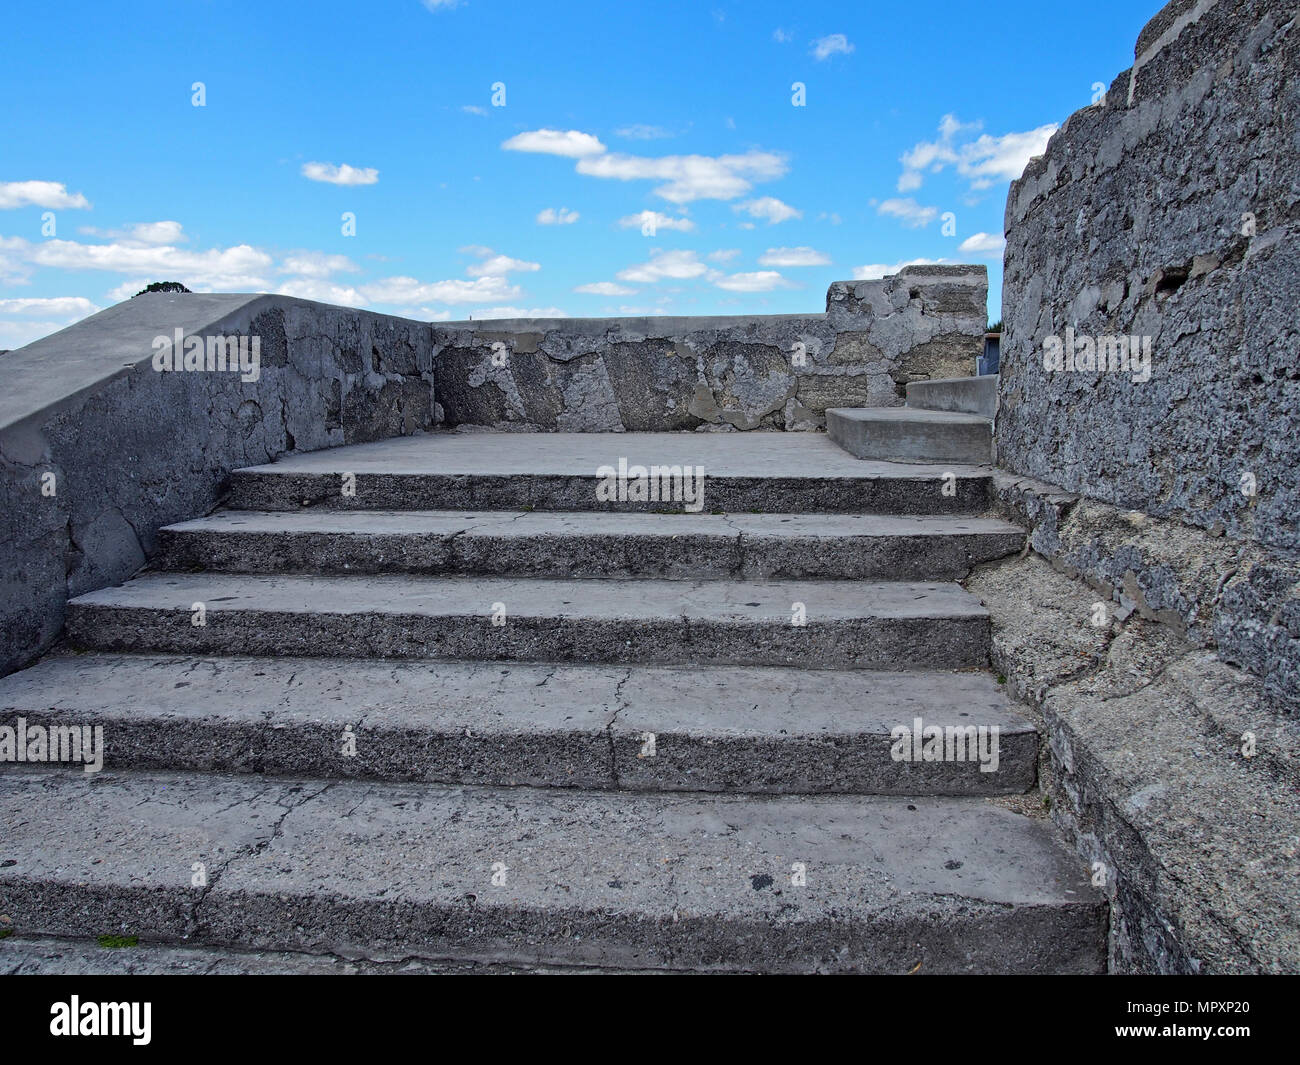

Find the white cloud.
[
  {"left": 272, "top": 278, "right": 367, "bottom": 305},
  {"left": 461, "top": 104, "right": 488, "bottom": 116},
  {"left": 80, "top": 221, "right": 186, "bottom": 245},
  {"left": 422, "top": 1, "right": 461, "bottom": 11},
  {"left": 898, "top": 114, "right": 1057, "bottom": 191},
  {"left": 577, "top": 149, "right": 787, "bottom": 204},
  {"left": 0, "top": 181, "right": 91, "bottom": 210},
  {"left": 362, "top": 275, "right": 521, "bottom": 305},
  {"left": 758, "top": 246, "right": 830, "bottom": 267},
  {"left": 0, "top": 296, "right": 102, "bottom": 349},
  {"left": 279, "top": 251, "right": 358, "bottom": 278},
  {"left": 575, "top": 281, "right": 637, "bottom": 296},
  {"left": 877, "top": 197, "right": 939, "bottom": 228},
  {"left": 958, "top": 232, "right": 1006, "bottom": 255},
  {"left": 617, "top": 210, "right": 695, "bottom": 232},
  {"left": 463, "top": 249, "right": 540, "bottom": 277},
  {"left": 957, "top": 125, "right": 1058, "bottom": 188},
  {"left": 12, "top": 236, "right": 274, "bottom": 290},
  {"left": 811, "top": 34, "right": 854, "bottom": 60},
  {"left": 714, "top": 271, "right": 792, "bottom": 292},
  {"left": 850, "top": 257, "right": 958, "bottom": 280},
  {"left": 502, "top": 129, "right": 607, "bottom": 157},
  {"left": 617, "top": 249, "right": 711, "bottom": 283},
  {"left": 707, "top": 249, "right": 740, "bottom": 262},
  {"left": 773, "top": 28, "right": 793, "bottom": 43},
  {"left": 0, "top": 296, "right": 100, "bottom": 317},
  {"left": 614, "top": 124, "right": 673, "bottom": 140},
  {"left": 477, "top": 306, "right": 568, "bottom": 319},
  {"left": 733, "top": 196, "right": 801, "bottom": 224},
  {"left": 300, "top": 161, "right": 380, "bottom": 186},
  {"left": 536, "top": 206, "right": 580, "bottom": 225}
]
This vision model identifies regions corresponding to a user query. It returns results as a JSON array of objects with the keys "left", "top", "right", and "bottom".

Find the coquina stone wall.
[
  {"left": 996, "top": 0, "right": 1299, "bottom": 710},
  {"left": 981, "top": 0, "right": 1300, "bottom": 973},
  {"left": 0, "top": 293, "right": 437, "bottom": 677},
  {"left": 433, "top": 265, "right": 986, "bottom": 431}
]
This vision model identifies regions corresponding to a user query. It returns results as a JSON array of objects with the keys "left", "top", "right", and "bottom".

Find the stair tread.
[
  {"left": 163, "top": 509, "right": 1025, "bottom": 538},
  {"left": 232, "top": 430, "right": 990, "bottom": 478},
  {"left": 71, "top": 572, "right": 987, "bottom": 619},
  {"left": 827, "top": 407, "right": 992, "bottom": 427},
  {"left": 0, "top": 652, "right": 1034, "bottom": 736},
  {"left": 0, "top": 765, "right": 1105, "bottom": 972}
]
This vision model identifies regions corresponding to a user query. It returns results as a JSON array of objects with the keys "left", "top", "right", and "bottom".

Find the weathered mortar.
[
  {"left": 433, "top": 265, "right": 987, "bottom": 432},
  {"left": 996, "top": 0, "right": 1299, "bottom": 709},
  {"left": 0, "top": 293, "right": 437, "bottom": 677}
]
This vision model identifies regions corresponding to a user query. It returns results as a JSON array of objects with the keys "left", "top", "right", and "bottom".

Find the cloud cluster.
[{"left": 898, "top": 115, "right": 1057, "bottom": 192}]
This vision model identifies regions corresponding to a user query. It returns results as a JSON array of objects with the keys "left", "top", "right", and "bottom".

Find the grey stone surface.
[
  {"left": 0, "top": 935, "right": 611, "bottom": 975},
  {"left": 966, "top": 553, "right": 1300, "bottom": 973},
  {"left": 0, "top": 766, "right": 1105, "bottom": 973},
  {"left": 906, "top": 375, "right": 999, "bottom": 420},
  {"left": 157, "top": 509, "right": 1024, "bottom": 580},
  {"left": 64, "top": 573, "right": 990, "bottom": 670},
  {"left": 828, "top": 407, "right": 993, "bottom": 464},
  {"left": 991, "top": 469, "right": 1300, "bottom": 710},
  {"left": 0, "top": 653, "right": 1037, "bottom": 795},
  {"left": 434, "top": 267, "right": 986, "bottom": 433},
  {"left": 0, "top": 293, "right": 438, "bottom": 678},
  {"left": 998, "top": 0, "right": 1299, "bottom": 558},
  {"left": 228, "top": 431, "right": 994, "bottom": 514}
]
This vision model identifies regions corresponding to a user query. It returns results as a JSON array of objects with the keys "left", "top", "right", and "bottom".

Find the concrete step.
[
  {"left": 157, "top": 509, "right": 1025, "bottom": 580},
  {"left": 227, "top": 431, "right": 992, "bottom": 514},
  {"left": 65, "top": 574, "right": 990, "bottom": 670},
  {"left": 906, "top": 375, "right": 999, "bottom": 420},
  {"left": 0, "top": 766, "right": 1107, "bottom": 973},
  {"left": 827, "top": 407, "right": 994, "bottom": 464},
  {"left": 0, "top": 654, "right": 1036, "bottom": 795}
]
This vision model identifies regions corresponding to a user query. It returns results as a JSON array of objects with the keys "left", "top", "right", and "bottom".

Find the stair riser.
[
  {"left": 828, "top": 415, "right": 993, "bottom": 464},
  {"left": 226, "top": 472, "right": 992, "bottom": 515},
  {"left": 156, "top": 528, "right": 1025, "bottom": 580},
  {"left": 66, "top": 607, "right": 990, "bottom": 670},
  {"left": 906, "top": 376, "right": 999, "bottom": 419},
  {"left": 0, "top": 710, "right": 1035, "bottom": 795},
  {"left": 0, "top": 878, "right": 1105, "bottom": 974}
]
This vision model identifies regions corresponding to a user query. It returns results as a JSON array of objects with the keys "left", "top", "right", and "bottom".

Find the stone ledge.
[
  {"left": 991, "top": 470, "right": 1300, "bottom": 712},
  {"left": 966, "top": 553, "right": 1300, "bottom": 973}
]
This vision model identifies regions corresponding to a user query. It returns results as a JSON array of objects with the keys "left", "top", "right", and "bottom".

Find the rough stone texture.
[
  {"left": 229, "top": 430, "right": 995, "bottom": 515},
  {"left": 999, "top": 0, "right": 1298, "bottom": 554},
  {"left": 0, "top": 654, "right": 1038, "bottom": 795},
  {"left": 64, "top": 573, "right": 992, "bottom": 671},
  {"left": 993, "top": 469, "right": 1300, "bottom": 710},
  {"left": 156, "top": 509, "right": 1025, "bottom": 581},
  {"left": 434, "top": 267, "right": 986, "bottom": 432},
  {"left": 0, "top": 766, "right": 1106, "bottom": 973},
  {"left": 966, "top": 553, "right": 1300, "bottom": 973},
  {"left": 0, "top": 293, "right": 437, "bottom": 678}
]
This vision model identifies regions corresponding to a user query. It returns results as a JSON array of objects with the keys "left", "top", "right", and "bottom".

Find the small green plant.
[
  {"left": 0, "top": 928, "right": 13, "bottom": 940},
  {"left": 134, "top": 281, "right": 191, "bottom": 297},
  {"left": 996, "top": 674, "right": 1006, "bottom": 685},
  {"left": 96, "top": 934, "right": 139, "bottom": 948},
  {"left": 1043, "top": 795, "right": 1053, "bottom": 812}
]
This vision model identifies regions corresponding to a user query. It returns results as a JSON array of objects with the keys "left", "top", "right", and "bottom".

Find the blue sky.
[{"left": 0, "top": 0, "right": 1161, "bottom": 349}]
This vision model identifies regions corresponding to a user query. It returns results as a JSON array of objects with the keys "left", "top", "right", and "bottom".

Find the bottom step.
[{"left": 0, "top": 767, "right": 1106, "bottom": 973}]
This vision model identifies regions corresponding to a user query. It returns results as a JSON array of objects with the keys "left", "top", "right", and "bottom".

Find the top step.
[
  {"left": 906, "top": 375, "right": 998, "bottom": 420},
  {"left": 228, "top": 431, "right": 992, "bottom": 514}
]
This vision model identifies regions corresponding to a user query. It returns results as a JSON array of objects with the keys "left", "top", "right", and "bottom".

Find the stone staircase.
[
  {"left": 828, "top": 375, "right": 998, "bottom": 464},
  {"left": 0, "top": 430, "right": 1106, "bottom": 974}
]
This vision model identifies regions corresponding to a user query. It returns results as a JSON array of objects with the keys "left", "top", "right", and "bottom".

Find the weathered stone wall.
[
  {"left": 997, "top": 0, "right": 1299, "bottom": 707},
  {"left": 999, "top": 0, "right": 1298, "bottom": 552},
  {"left": 0, "top": 293, "right": 437, "bottom": 677},
  {"left": 433, "top": 265, "right": 986, "bottom": 431}
]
